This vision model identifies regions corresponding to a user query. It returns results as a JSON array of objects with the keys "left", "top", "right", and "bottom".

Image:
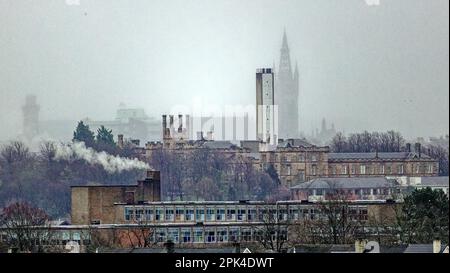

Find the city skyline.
[{"left": 0, "top": 0, "right": 448, "bottom": 142}]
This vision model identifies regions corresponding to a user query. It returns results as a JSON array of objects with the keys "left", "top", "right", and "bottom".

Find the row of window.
[
  {"left": 124, "top": 205, "right": 369, "bottom": 223},
  {"left": 151, "top": 226, "right": 288, "bottom": 244},
  {"left": 261, "top": 153, "right": 320, "bottom": 163},
  {"left": 329, "top": 163, "right": 434, "bottom": 176}
]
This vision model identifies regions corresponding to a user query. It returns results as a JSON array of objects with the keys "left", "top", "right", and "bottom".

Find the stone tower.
[
  {"left": 22, "top": 95, "right": 40, "bottom": 142},
  {"left": 275, "top": 30, "right": 300, "bottom": 139}
]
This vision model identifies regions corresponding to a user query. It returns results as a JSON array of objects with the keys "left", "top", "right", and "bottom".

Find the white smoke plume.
[{"left": 54, "top": 142, "right": 149, "bottom": 173}]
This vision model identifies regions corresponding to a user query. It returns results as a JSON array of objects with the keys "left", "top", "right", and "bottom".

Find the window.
[
  {"left": 144, "top": 208, "right": 154, "bottom": 221},
  {"left": 287, "top": 165, "right": 292, "bottom": 175},
  {"left": 226, "top": 208, "right": 236, "bottom": 221},
  {"left": 298, "top": 171, "right": 305, "bottom": 182},
  {"left": 312, "top": 165, "right": 317, "bottom": 176},
  {"left": 248, "top": 208, "right": 257, "bottom": 221},
  {"left": 165, "top": 209, "right": 174, "bottom": 221},
  {"left": 205, "top": 229, "right": 216, "bottom": 243},
  {"left": 125, "top": 208, "right": 134, "bottom": 221},
  {"left": 415, "top": 164, "right": 420, "bottom": 174},
  {"left": 216, "top": 208, "right": 225, "bottom": 221},
  {"left": 311, "top": 154, "right": 317, "bottom": 162},
  {"left": 380, "top": 165, "right": 385, "bottom": 174},
  {"left": 194, "top": 228, "right": 204, "bottom": 243},
  {"left": 155, "top": 208, "right": 164, "bottom": 221},
  {"left": 156, "top": 229, "right": 166, "bottom": 243},
  {"left": 398, "top": 165, "right": 404, "bottom": 175},
  {"left": 206, "top": 208, "right": 215, "bottom": 221},
  {"left": 217, "top": 228, "right": 228, "bottom": 242},
  {"left": 316, "top": 189, "right": 324, "bottom": 196},
  {"left": 428, "top": 164, "right": 433, "bottom": 174},
  {"left": 351, "top": 166, "right": 356, "bottom": 175},
  {"left": 196, "top": 208, "right": 205, "bottom": 221},
  {"left": 175, "top": 207, "right": 184, "bottom": 221},
  {"left": 237, "top": 208, "right": 246, "bottom": 221},
  {"left": 342, "top": 165, "right": 348, "bottom": 175},
  {"left": 135, "top": 209, "right": 144, "bottom": 221},
  {"left": 360, "top": 165, "right": 366, "bottom": 175},
  {"left": 168, "top": 228, "right": 179, "bottom": 243},
  {"left": 386, "top": 166, "right": 392, "bottom": 174},
  {"left": 229, "top": 228, "right": 239, "bottom": 242},
  {"left": 240, "top": 228, "right": 252, "bottom": 242},
  {"left": 185, "top": 207, "right": 194, "bottom": 221},
  {"left": 181, "top": 228, "right": 191, "bottom": 243}
]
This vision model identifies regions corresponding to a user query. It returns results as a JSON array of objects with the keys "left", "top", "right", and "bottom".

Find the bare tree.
[
  {"left": 0, "top": 202, "right": 56, "bottom": 253},
  {"left": 254, "top": 205, "right": 290, "bottom": 253}
]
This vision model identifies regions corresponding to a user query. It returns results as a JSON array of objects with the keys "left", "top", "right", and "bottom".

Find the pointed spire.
[{"left": 282, "top": 28, "right": 289, "bottom": 50}]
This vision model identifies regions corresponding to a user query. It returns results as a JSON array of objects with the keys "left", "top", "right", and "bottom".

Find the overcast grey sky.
[{"left": 0, "top": 0, "right": 448, "bottom": 141}]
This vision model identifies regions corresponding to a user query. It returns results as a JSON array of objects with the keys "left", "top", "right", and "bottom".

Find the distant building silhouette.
[
  {"left": 22, "top": 95, "right": 40, "bottom": 142},
  {"left": 275, "top": 30, "right": 300, "bottom": 139}
]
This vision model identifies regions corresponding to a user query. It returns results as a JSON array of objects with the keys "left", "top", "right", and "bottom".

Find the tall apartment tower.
[
  {"left": 256, "top": 68, "right": 277, "bottom": 144},
  {"left": 275, "top": 31, "right": 300, "bottom": 139},
  {"left": 22, "top": 95, "right": 40, "bottom": 141}
]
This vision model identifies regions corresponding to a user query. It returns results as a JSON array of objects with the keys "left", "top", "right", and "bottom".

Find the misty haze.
[{"left": 0, "top": 0, "right": 448, "bottom": 257}]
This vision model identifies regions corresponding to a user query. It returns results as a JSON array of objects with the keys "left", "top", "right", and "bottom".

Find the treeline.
[
  {"left": 330, "top": 130, "right": 449, "bottom": 176},
  {"left": 149, "top": 148, "right": 287, "bottom": 202},
  {"left": 330, "top": 131, "right": 405, "bottom": 153},
  {"left": 0, "top": 122, "right": 143, "bottom": 218}
]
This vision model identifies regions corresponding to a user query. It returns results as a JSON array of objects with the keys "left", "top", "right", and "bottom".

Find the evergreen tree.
[
  {"left": 401, "top": 188, "right": 449, "bottom": 244},
  {"left": 72, "top": 121, "right": 95, "bottom": 147},
  {"left": 96, "top": 126, "right": 116, "bottom": 152}
]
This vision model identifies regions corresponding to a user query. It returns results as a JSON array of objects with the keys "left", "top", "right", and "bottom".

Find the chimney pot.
[{"left": 433, "top": 240, "right": 442, "bottom": 254}]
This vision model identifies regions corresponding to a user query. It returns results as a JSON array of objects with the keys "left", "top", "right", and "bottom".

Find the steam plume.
[{"left": 54, "top": 142, "right": 149, "bottom": 173}]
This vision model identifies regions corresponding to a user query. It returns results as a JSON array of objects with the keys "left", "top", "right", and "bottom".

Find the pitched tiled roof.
[
  {"left": 290, "top": 177, "right": 396, "bottom": 190},
  {"left": 420, "top": 176, "right": 449, "bottom": 187},
  {"left": 329, "top": 152, "right": 432, "bottom": 161}
]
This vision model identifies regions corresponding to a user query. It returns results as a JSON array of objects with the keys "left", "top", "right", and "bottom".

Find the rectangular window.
[
  {"left": 226, "top": 208, "right": 236, "bottom": 221},
  {"left": 428, "top": 164, "right": 433, "bottom": 174},
  {"left": 125, "top": 208, "right": 134, "bottom": 221},
  {"left": 165, "top": 209, "right": 174, "bottom": 221},
  {"left": 229, "top": 228, "right": 239, "bottom": 242},
  {"left": 342, "top": 166, "right": 348, "bottom": 175},
  {"left": 144, "top": 208, "right": 154, "bottom": 221},
  {"left": 312, "top": 165, "right": 317, "bottom": 176},
  {"left": 240, "top": 228, "right": 252, "bottom": 242},
  {"left": 196, "top": 208, "right": 205, "bottom": 222},
  {"left": 217, "top": 228, "right": 228, "bottom": 242},
  {"left": 185, "top": 207, "right": 194, "bottom": 221},
  {"left": 248, "top": 208, "right": 257, "bottom": 221},
  {"left": 193, "top": 228, "right": 204, "bottom": 243},
  {"left": 168, "top": 228, "right": 179, "bottom": 243},
  {"left": 398, "top": 165, "right": 404, "bottom": 174},
  {"left": 237, "top": 208, "right": 246, "bottom": 221},
  {"left": 156, "top": 228, "right": 166, "bottom": 243},
  {"left": 351, "top": 166, "right": 356, "bottom": 175},
  {"left": 380, "top": 165, "right": 385, "bottom": 174},
  {"left": 175, "top": 207, "right": 184, "bottom": 221},
  {"left": 216, "top": 208, "right": 225, "bottom": 221},
  {"left": 181, "top": 228, "right": 191, "bottom": 243},
  {"left": 155, "top": 208, "right": 164, "bottom": 222},
  {"left": 205, "top": 229, "right": 216, "bottom": 243},
  {"left": 206, "top": 208, "right": 215, "bottom": 221},
  {"left": 360, "top": 165, "right": 366, "bottom": 175}
]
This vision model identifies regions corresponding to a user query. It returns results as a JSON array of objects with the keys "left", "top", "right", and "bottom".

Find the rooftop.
[
  {"left": 420, "top": 176, "right": 449, "bottom": 187},
  {"left": 329, "top": 152, "right": 432, "bottom": 161},
  {"left": 291, "top": 177, "right": 397, "bottom": 190}
]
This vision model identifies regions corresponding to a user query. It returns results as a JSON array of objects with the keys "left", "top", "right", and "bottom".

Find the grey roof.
[
  {"left": 202, "top": 141, "right": 238, "bottom": 150},
  {"left": 420, "top": 176, "right": 449, "bottom": 187},
  {"left": 291, "top": 177, "right": 396, "bottom": 190},
  {"left": 329, "top": 152, "right": 432, "bottom": 161},
  {"left": 277, "top": 139, "right": 313, "bottom": 148},
  {"left": 404, "top": 244, "right": 448, "bottom": 253}
]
